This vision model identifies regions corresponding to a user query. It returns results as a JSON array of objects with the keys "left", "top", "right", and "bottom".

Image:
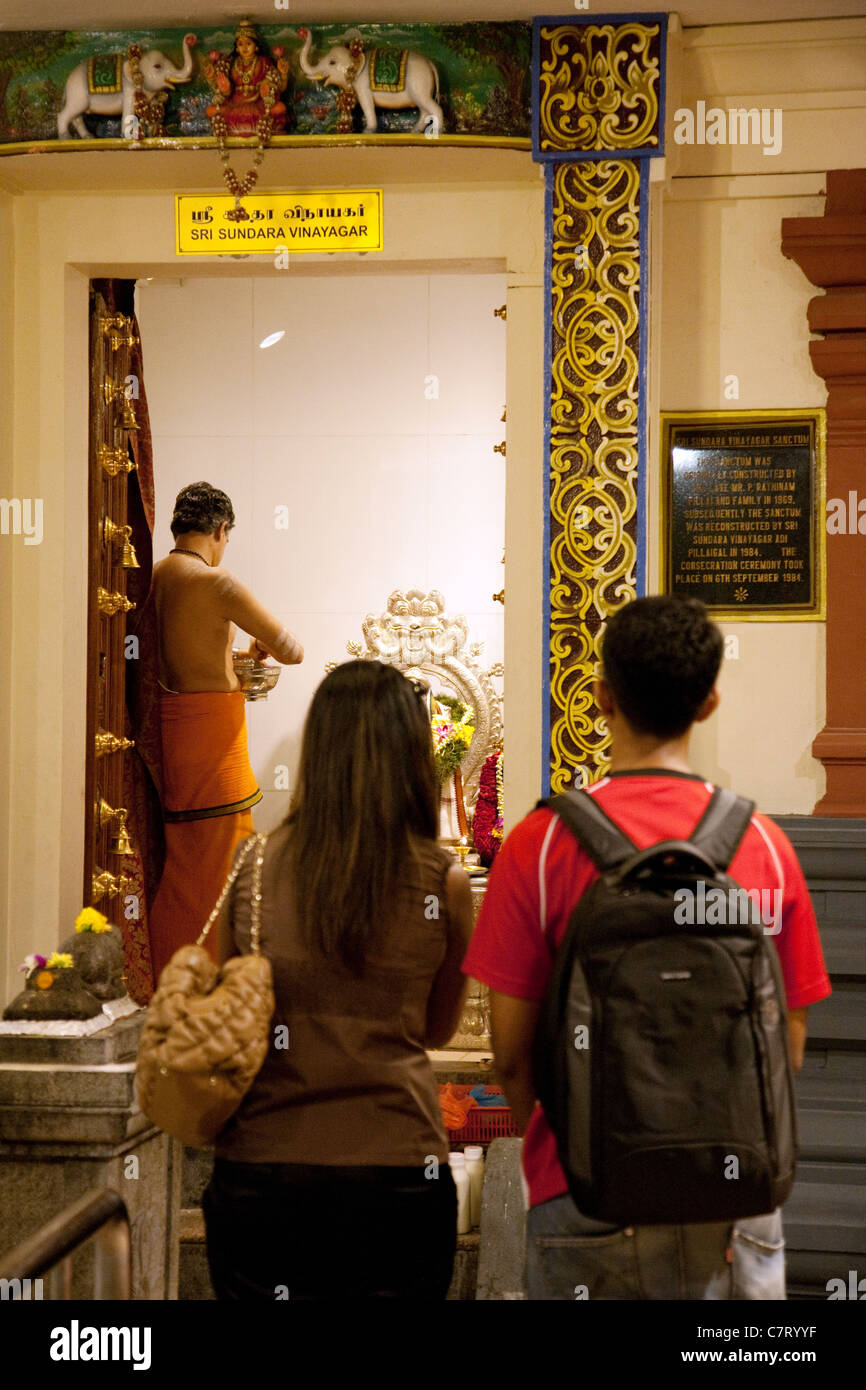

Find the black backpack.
[{"left": 531, "top": 786, "right": 798, "bottom": 1225}]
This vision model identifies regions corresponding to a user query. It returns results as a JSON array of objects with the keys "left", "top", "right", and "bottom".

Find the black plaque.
[{"left": 663, "top": 413, "right": 823, "bottom": 618}]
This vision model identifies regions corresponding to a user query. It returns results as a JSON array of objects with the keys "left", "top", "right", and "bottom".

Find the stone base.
[{"left": 0, "top": 1013, "right": 182, "bottom": 1300}]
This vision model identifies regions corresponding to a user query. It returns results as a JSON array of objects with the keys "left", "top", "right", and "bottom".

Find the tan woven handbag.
[{"left": 135, "top": 833, "right": 275, "bottom": 1148}]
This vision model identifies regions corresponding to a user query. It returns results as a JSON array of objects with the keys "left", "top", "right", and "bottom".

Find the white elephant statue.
[
  {"left": 297, "top": 27, "right": 443, "bottom": 135},
  {"left": 57, "top": 34, "right": 197, "bottom": 138}
]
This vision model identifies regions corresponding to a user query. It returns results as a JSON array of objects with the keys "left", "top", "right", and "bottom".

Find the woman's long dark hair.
[{"left": 284, "top": 660, "right": 439, "bottom": 972}]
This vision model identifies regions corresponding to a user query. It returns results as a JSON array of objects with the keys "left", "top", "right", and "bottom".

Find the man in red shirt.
[{"left": 463, "top": 596, "right": 831, "bottom": 1299}]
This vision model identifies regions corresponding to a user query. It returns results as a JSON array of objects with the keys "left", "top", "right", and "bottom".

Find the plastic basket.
[{"left": 438, "top": 1084, "right": 519, "bottom": 1144}]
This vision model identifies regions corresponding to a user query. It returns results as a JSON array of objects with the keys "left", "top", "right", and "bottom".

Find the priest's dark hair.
[
  {"left": 283, "top": 660, "right": 439, "bottom": 973},
  {"left": 170, "top": 482, "right": 235, "bottom": 538},
  {"left": 601, "top": 595, "right": 724, "bottom": 740}
]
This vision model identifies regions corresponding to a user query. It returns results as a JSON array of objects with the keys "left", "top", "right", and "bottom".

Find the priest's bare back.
[{"left": 152, "top": 484, "right": 303, "bottom": 693}]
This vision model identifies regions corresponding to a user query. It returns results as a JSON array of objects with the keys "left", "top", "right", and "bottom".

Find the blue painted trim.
[
  {"left": 531, "top": 13, "right": 668, "bottom": 164},
  {"left": 541, "top": 162, "right": 554, "bottom": 800},
  {"left": 530, "top": 15, "right": 541, "bottom": 166},
  {"left": 636, "top": 157, "right": 650, "bottom": 597}
]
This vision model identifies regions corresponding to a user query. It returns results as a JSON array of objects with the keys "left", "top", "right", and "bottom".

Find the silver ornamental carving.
[{"left": 330, "top": 588, "right": 503, "bottom": 811}]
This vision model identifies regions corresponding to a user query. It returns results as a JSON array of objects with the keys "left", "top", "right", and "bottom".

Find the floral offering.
[{"left": 431, "top": 695, "right": 474, "bottom": 783}]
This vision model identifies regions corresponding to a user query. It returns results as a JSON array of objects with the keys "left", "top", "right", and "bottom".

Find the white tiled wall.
[{"left": 137, "top": 273, "right": 506, "bottom": 829}]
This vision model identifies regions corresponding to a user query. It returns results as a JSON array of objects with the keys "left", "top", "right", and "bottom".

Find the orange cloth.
[
  {"left": 438, "top": 1083, "right": 478, "bottom": 1131},
  {"left": 148, "top": 691, "right": 262, "bottom": 982}
]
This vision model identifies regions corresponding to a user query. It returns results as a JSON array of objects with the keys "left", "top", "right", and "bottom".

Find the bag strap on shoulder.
[
  {"left": 197, "top": 832, "right": 269, "bottom": 952},
  {"left": 539, "top": 784, "right": 755, "bottom": 876},
  {"left": 537, "top": 791, "right": 637, "bottom": 872},
  {"left": 688, "top": 787, "right": 755, "bottom": 871}
]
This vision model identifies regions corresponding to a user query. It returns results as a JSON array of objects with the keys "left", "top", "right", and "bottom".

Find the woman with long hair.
[{"left": 203, "top": 659, "right": 474, "bottom": 1300}]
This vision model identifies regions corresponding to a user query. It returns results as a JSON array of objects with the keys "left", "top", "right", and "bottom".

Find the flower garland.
[
  {"left": 335, "top": 38, "right": 365, "bottom": 133},
  {"left": 205, "top": 35, "right": 286, "bottom": 221},
  {"left": 431, "top": 694, "right": 474, "bottom": 783},
  {"left": 127, "top": 44, "right": 169, "bottom": 140},
  {"left": 472, "top": 749, "right": 504, "bottom": 867},
  {"left": 211, "top": 103, "right": 273, "bottom": 219}
]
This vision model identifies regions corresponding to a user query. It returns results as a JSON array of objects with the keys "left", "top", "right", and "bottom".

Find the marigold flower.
[{"left": 75, "top": 907, "right": 110, "bottom": 934}]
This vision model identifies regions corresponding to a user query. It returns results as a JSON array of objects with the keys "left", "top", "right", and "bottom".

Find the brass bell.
[
  {"left": 104, "top": 517, "right": 140, "bottom": 570},
  {"left": 121, "top": 397, "right": 139, "bottom": 432},
  {"left": 121, "top": 535, "right": 140, "bottom": 569},
  {"left": 112, "top": 815, "right": 136, "bottom": 857}
]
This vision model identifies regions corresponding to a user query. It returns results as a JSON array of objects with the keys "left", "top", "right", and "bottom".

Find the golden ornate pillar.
[{"left": 532, "top": 17, "right": 666, "bottom": 792}]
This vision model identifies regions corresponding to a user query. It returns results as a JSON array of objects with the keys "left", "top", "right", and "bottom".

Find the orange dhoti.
[{"left": 148, "top": 690, "right": 262, "bottom": 982}]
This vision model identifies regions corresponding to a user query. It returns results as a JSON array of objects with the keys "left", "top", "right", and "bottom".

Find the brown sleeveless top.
[{"left": 215, "top": 824, "right": 454, "bottom": 1166}]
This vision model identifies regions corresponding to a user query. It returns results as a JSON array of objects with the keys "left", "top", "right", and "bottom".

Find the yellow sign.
[{"left": 174, "top": 189, "right": 383, "bottom": 256}]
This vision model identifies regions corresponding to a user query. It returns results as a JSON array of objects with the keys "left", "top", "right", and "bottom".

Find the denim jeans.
[
  {"left": 203, "top": 1157, "right": 457, "bottom": 1301},
  {"left": 526, "top": 1195, "right": 786, "bottom": 1301}
]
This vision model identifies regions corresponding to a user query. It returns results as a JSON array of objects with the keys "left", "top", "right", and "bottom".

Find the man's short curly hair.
[
  {"left": 601, "top": 596, "right": 724, "bottom": 740},
  {"left": 170, "top": 482, "right": 235, "bottom": 539}
]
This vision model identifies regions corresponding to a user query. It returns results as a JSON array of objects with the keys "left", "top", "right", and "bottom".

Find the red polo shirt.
[{"left": 462, "top": 771, "right": 832, "bottom": 1209}]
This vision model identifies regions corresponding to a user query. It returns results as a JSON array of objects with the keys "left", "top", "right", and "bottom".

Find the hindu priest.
[{"left": 147, "top": 481, "right": 303, "bottom": 979}]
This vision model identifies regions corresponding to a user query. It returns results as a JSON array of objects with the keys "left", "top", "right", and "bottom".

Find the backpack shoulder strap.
[
  {"left": 537, "top": 791, "right": 637, "bottom": 872},
  {"left": 688, "top": 786, "right": 756, "bottom": 871}
]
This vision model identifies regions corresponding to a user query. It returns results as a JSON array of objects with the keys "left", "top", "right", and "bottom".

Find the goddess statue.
[{"left": 204, "top": 19, "right": 290, "bottom": 136}]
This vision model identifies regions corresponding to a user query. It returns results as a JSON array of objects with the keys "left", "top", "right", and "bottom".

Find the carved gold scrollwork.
[
  {"left": 548, "top": 159, "right": 640, "bottom": 792},
  {"left": 538, "top": 23, "right": 661, "bottom": 154}
]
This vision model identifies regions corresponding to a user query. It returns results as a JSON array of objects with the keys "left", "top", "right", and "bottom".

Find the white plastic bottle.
[
  {"left": 449, "top": 1152, "right": 471, "bottom": 1235},
  {"left": 464, "top": 1145, "right": 485, "bottom": 1229}
]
